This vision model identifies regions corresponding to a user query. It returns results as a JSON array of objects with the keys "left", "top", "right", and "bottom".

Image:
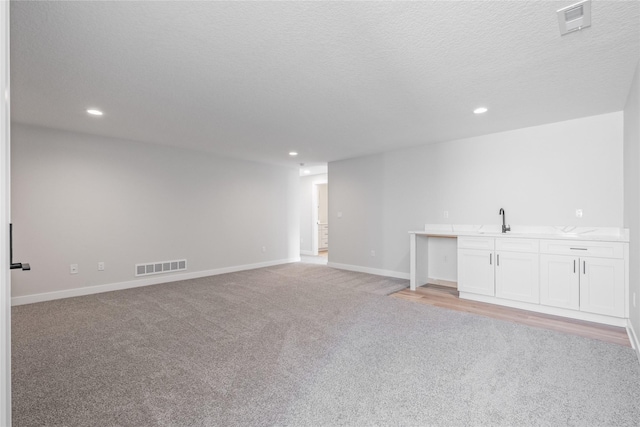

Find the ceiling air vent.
[{"left": 557, "top": 0, "right": 592, "bottom": 36}]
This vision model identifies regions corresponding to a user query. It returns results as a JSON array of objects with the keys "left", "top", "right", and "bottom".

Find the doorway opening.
[
  {"left": 299, "top": 165, "right": 327, "bottom": 262},
  {"left": 315, "top": 182, "right": 328, "bottom": 258}
]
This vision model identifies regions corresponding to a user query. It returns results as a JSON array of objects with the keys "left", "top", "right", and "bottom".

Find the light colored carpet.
[{"left": 12, "top": 263, "right": 640, "bottom": 426}]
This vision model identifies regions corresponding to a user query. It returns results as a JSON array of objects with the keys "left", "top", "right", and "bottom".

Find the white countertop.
[{"left": 409, "top": 224, "right": 629, "bottom": 242}]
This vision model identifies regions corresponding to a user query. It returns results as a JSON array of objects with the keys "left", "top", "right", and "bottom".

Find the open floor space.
[{"left": 12, "top": 264, "right": 640, "bottom": 426}]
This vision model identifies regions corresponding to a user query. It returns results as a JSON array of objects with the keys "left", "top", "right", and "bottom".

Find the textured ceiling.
[{"left": 10, "top": 1, "right": 640, "bottom": 168}]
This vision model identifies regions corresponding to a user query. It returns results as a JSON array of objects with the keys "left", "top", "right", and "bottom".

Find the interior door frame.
[
  {"left": 0, "top": 1, "right": 12, "bottom": 424},
  {"left": 311, "top": 179, "right": 327, "bottom": 256}
]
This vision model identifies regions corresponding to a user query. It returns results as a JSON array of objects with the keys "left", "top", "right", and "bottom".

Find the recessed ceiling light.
[
  {"left": 473, "top": 107, "right": 488, "bottom": 114},
  {"left": 87, "top": 109, "right": 103, "bottom": 116},
  {"left": 289, "top": 151, "right": 298, "bottom": 157},
  {"left": 303, "top": 169, "right": 311, "bottom": 174}
]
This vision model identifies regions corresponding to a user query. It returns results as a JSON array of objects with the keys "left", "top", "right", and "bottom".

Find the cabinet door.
[
  {"left": 580, "top": 257, "right": 625, "bottom": 317},
  {"left": 318, "top": 225, "right": 328, "bottom": 249},
  {"left": 495, "top": 251, "right": 539, "bottom": 303},
  {"left": 540, "top": 254, "right": 579, "bottom": 310},
  {"left": 458, "top": 249, "right": 494, "bottom": 296}
]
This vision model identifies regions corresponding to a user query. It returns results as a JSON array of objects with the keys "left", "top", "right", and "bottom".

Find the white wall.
[
  {"left": 299, "top": 173, "right": 327, "bottom": 255},
  {"left": 623, "top": 61, "right": 640, "bottom": 349},
  {"left": 329, "top": 112, "right": 624, "bottom": 279},
  {"left": 11, "top": 124, "right": 300, "bottom": 299}
]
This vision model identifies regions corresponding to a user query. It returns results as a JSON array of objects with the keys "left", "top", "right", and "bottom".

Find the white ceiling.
[{"left": 10, "top": 1, "right": 640, "bottom": 168}]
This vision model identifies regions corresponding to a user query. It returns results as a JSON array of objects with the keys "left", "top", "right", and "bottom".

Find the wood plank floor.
[{"left": 391, "top": 284, "right": 631, "bottom": 347}]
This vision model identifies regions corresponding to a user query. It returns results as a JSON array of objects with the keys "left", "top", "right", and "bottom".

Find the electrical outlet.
[
  {"left": 261, "top": 246, "right": 266, "bottom": 253},
  {"left": 370, "top": 250, "right": 376, "bottom": 257},
  {"left": 443, "top": 210, "right": 449, "bottom": 219},
  {"left": 98, "top": 262, "right": 105, "bottom": 271},
  {"left": 337, "top": 211, "right": 343, "bottom": 218},
  {"left": 575, "top": 209, "right": 583, "bottom": 218},
  {"left": 634, "top": 292, "right": 637, "bottom": 308},
  {"left": 444, "top": 255, "right": 448, "bottom": 263},
  {"left": 70, "top": 264, "right": 78, "bottom": 275}
]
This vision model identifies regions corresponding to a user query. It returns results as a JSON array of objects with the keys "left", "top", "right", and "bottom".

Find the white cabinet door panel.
[
  {"left": 540, "top": 254, "right": 579, "bottom": 310},
  {"left": 580, "top": 258, "right": 625, "bottom": 317},
  {"left": 458, "top": 249, "right": 494, "bottom": 296},
  {"left": 495, "top": 251, "right": 539, "bottom": 303}
]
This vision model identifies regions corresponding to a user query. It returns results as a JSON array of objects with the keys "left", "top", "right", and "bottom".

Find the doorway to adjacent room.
[{"left": 316, "top": 182, "right": 328, "bottom": 258}]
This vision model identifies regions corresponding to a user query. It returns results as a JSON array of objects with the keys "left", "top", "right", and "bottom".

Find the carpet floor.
[{"left": 12, "top": 263, "right": 640, "bottom": 426}]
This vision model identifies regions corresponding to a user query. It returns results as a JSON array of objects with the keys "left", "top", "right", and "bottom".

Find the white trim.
[
  {"left": 459, "top": 292, "right": 628, "bottom": 327},
  {"left": 311, "top": 178, "right": 328, "bottom": 257},
  {"left": 11, "top": 257, "right": 300, "bottom": 306},
  {"left": 311, "top": 182, "right": 319, "bottom": 256},
  {"left": 300, "top": 250, "right": 314, "bottom": 256},
  {"left": 0, "top": 1, "right": 10, "bottom": 424},
  {"left": 327, "top": 262, "right": 409, "bottom": 280},
  {"left": 628, "top": 319, "right": 640, "bottom": 365}
]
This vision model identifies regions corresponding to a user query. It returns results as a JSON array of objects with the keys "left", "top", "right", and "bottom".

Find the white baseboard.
[
  {"left": 11, "top": 257, "right": 300, "bottom": 306},
  {"left": 459, "top": 292, "right": 628, "bottom": 327},
  {"left": 327, "top": 262, "right": 409, "bottom": 280},
  {"left": 628, "top": 319, "right": 640, "bottom": 365},
  {"left": 300, "top": 250, "right": 314, "bottom": 256}
]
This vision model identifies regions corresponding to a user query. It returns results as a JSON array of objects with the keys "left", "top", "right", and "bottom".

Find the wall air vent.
[
  {"left": 557, "top": 0, "right": 591, "bottom": 36},
  {"left": 135, "top": 259, "right": 187, "bottom": 277}
]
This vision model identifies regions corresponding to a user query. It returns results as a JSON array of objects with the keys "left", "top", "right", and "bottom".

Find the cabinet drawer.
[
  {"left": 496, "top": 238, "right": 539, "bottom": 253},
  {"left": 458, "top": 236, "right": 494, "bottom": 251},
  {"left": 539, "top": 240, "right": 623, "bottom": 259}
]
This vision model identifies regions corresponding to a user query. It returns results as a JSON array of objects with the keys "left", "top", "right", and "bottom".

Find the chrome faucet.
[{"left": 499, "top": 208, "right": 510, "bottom": 233}]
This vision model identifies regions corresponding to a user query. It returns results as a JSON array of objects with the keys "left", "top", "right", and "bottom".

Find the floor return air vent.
[{"left": 135, "top": 259, "right": 187, "bottom": 276}]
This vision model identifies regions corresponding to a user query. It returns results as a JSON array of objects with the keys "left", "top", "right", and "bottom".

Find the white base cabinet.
[
  {"left": 458, "top": 237, "right": 539, "bottom": 304},
  {"left": 539, "top": 240, "right": 626, "bottom": 318},
  {"left": 458, "top": 236, "right": 627, "bottom": 324},
  {"left": 541, "top": 254, "right": 624, "bottom": 317}
]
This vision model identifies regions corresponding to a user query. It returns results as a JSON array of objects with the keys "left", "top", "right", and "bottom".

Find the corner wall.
[
  {"left": 329, "top": 112, "right": 624, "bottom": 278},
  {"left": 11, "top": 124, "right": 300, "bottom": 301},
  {"left": 623, "top": 61, "right": 640, "bottom": 355}
]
